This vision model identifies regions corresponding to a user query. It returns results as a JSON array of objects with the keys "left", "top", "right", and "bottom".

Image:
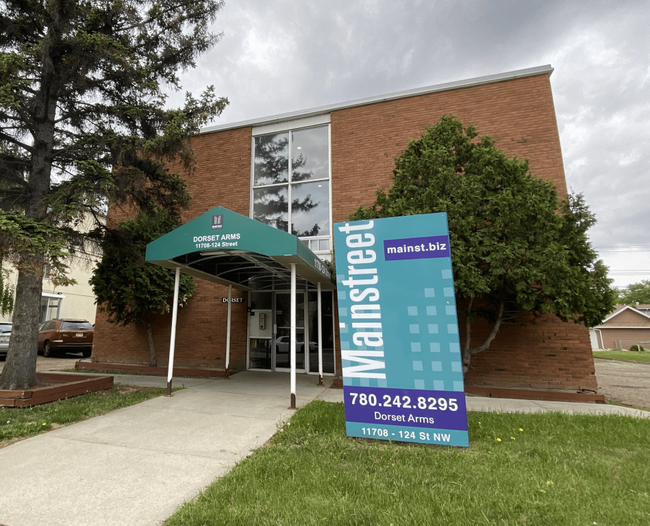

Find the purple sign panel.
[
  {"left": 384, "top": 235, "right": 451, "bottom": 261},
  {"left": 344, "top": 386, "right": 467, "bottom": 430}
]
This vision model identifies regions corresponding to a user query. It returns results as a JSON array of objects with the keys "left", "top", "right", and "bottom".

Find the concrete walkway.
[
  {"left": 1, "top": 372, "right": 649, "bottom": 526},
  {"left": 0, "top": 372, "right": 330, "bottom": 526}
]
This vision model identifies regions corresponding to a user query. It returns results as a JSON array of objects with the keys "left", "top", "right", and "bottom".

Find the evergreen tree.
[
  {"left": 0, "top": 0, "right": 227, "bottom": 389},
  {"left": 351, "top": 115, "right": 616, "bottom": 372}
]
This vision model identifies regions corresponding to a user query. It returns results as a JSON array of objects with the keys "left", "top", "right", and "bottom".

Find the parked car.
[
  {"left": 38, "top": 319, "right": 93, "bottom": 358},
  {"left": 0, "top": 322, "right": 11, "bottom": 360}
]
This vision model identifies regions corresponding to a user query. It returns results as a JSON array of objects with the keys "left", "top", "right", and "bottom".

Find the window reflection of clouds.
[
  {"left": 291, "top": 181, "right": 330, "bottom": 237},
  {"left": 291, "top": 127, "right": 328, "bottom": 182},
  {"left": 253, "top": 186, "right": 288, "bottom": 230},
  {"left": 253, "top": 125, "right": 330, "bottom": 247}
]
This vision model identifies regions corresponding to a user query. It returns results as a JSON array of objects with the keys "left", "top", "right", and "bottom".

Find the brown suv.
[{"left": 38, "top": 319, "right": 94, "bottom": 358}]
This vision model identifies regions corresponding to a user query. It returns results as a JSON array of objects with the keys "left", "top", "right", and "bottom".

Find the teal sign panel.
[{"left": 333, "top": 214, "right": 469, "bottom": 447}]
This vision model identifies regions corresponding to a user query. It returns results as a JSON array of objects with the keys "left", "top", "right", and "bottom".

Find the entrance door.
[
  {"left": 249, "top": 309, "right": 273, "bottom": 369},
  {"left": 274, "top": 292, "right": 306, "bottom": 371},
  {"left": 248, "top": 290, "right": 333, "bottom": 373}
]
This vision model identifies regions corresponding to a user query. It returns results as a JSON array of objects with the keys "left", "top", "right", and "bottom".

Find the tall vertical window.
[{"left": 252, "top": 125, "right": 331, "bottom": 255}]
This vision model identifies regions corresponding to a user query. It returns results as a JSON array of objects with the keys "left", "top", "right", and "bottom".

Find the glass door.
[
  {"left": 248, "top": 292, "right": 273, "bottom": 370},
  {"left": 274, "top": 292, "right": 306, "bottom": 371},
  {"left": 307, "top": 291, "right": 335, "bottom": 374}
]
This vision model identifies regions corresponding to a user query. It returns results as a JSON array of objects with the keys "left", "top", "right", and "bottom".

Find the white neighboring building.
[{"left": 1, "top": 215, "right": 103, "bottom": 325}]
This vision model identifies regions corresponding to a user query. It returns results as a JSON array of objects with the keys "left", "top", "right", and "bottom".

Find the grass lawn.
[
  {"left": 0, "top": 385, "right": 167, "bottom": 446},
  {"left": 593, "top": 350, "right": 650, "bottom": 363},
  {"left": 167, "top": 401, "right": 650, "bottom": 526}
]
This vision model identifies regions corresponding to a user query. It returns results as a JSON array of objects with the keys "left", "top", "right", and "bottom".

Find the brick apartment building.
[{"left": 90, "top": 64, "right": 599, "bottom": 394}]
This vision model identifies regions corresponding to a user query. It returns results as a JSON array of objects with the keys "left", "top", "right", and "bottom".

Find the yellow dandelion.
[
  {"left": 511, "top": 437, "right": 515, "bottom": 440},
  {"left": 519, "top": 428, "right": 523, "bottom": 432},
  {"left": 496, "top": 438, "right": 502, "bottom": 442},
  {"left": 540, "top": 489, "right": 546, "bottom": 493},
  {"left": 42, "top": 423, "right": 46, "bottom": 426},
  {"left": 547, "top": 481, "right": 553, "bottom": 485}
]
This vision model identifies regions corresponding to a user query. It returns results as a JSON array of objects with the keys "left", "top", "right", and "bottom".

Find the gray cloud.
[{"left": 170, "top": 0, "right": 650, "bottom": 287}]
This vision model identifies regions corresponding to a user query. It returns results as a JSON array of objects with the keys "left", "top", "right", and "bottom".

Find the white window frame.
[{"left": 250, "top": 115, "right": 332, "bottom": 258}]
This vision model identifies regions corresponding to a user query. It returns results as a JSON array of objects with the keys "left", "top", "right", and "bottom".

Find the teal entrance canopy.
[{"left": 145, "top": 206, "right": 334, "bottom": 291}]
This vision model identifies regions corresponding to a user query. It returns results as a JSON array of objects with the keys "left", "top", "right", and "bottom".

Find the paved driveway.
[
  {"left": 3, "top": 356, "right": 650, "bottom": 410},
  {"left": 0, "top": 354, "right": 86, "bottom": 374},
  {"left": 594, "top": 358, "right": 650, "bottom": 409}
]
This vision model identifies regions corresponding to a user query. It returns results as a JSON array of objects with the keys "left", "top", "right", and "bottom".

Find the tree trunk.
[
  {"left": 0, "top": 268, "right": 44, "bottom": 389},
  {"left": 462, "top": 301, "right": 505, "bottom": 374},
  {"left": 0, "top": 18, "right": 62, "bottom": 389},
  {"left": 146, "top": 318, "right": 157, "bottom": 367}
]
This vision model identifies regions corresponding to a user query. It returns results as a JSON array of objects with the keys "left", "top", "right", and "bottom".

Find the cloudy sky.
[{"left": 170, "top": 0, "right": 650, "bottom": 289}]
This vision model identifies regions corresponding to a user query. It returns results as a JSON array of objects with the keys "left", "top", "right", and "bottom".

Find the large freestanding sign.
[{"left": 333, "top": 213, "right": 469, "bottom": 447}]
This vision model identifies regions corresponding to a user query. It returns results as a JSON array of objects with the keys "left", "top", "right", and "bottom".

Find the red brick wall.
[
  {"left": 92, "top": 127, "right": 253, "bottom": 369},
  {"left": 330, "top": 73, "right": 566, "bottom": 224},
  {"left": 92, "top": 72, "right": 598, "bottom": 392},
  {"left": 93, "top": 286, "right": 249, "bottom": 371},
  {"left": 462, "top": 314, "right": 597, "bottom": 391},
  {"left": 180, "top": 126, "right": 252, "bottom": 221},
  {"left": 329, "top": 73, "right": 595, "bottom": 392}
]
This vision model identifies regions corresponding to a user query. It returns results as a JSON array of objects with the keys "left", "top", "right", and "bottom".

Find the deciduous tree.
[
  {"left": 351, "top": 115, "right": 616, "bottom": 372},
  {"left": 0, "top": 0, "right": 227, "bottom": 389},
  {"left": 90, "top": 208, "right": 195, "bottom": 367},
  {"left": 618, "top": 280, "right": 650, "bottom": 306}
]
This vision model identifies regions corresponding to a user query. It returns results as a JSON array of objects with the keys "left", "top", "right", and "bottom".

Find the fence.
[{"left": 614, "top": 339, "right": 650, "bottom": 351}]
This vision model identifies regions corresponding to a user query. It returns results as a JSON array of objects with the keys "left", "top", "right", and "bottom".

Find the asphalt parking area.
[
  {"left": 0, "top": 354, "right": 88, "bottom": 374},
  {"left": 2, "top": 355, "right": 648, "bottom": 411},
  {"left": 594, "top": 358, "right": 650, "bottom": 409}
]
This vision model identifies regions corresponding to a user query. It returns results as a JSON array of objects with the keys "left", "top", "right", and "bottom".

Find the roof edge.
[
  {"left": 199, "top": 64, "right": 554, "bottom": 135},
  {"left": 600, "top": 305, "right": 650, "bottom": 325}
]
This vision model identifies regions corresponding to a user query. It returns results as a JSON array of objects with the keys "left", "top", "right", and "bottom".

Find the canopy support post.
[
  {"left": 225, "top": 285, "right": 232, "bottom": 378},
  {"left": 166, "top": 267, "right": 181, "bottom": 397},
  {"left": 317, "top": 282, "right": 323, "bottom": 386},
  {"left": 290, "top": 263, "right": 297, "bottom": 409}
]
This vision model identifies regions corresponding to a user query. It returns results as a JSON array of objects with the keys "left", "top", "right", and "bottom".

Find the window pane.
[
  {"left": 249, "top": 338, "right": 271, "bottom": 370},
  {"left": 47, "top": 299, "right": 60, "bottom": 320},
  {"left": 291, "top": 181, "right": 330, "bottom": 237},
  {"left": 254, "top": 133, "right": 288, "bottom": 186},
  {"left": 291, "top": 127, "right": 329, "bottom": 182},
  {"left": 253, "top": 186, "right": 288, "bottom": 231},
  {"left": 250, "top": 292, "right": 272, "bottom": 310},
  {"left": 275, "top": 329, "right": 305, "bottom": 369},
  {"left": 60, "top": 321, "right": 93, "bottom": 330}
]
